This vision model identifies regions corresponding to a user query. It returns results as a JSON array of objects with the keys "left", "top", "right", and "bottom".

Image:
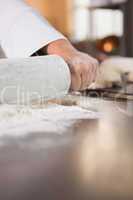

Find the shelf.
[
  {"left": 75, "top": 0, "right": 127, "bottom": 10},
  {"left": 87, "top": 3, "right": 125, "bottom": 10}
]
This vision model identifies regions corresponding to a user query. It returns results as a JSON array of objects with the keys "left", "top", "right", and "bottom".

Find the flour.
[
  {"left": 89, "top": 57, "right": 133, "bottom": 89},
  {"left": 0, "top": 104, "right": 101, "bottom": 137}
]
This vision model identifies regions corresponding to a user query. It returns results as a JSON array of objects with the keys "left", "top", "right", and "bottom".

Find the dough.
[
  {"left": 0, "top": 55, "right": 71, "bottom": 104},
  {"left": 89, "top": 57, "right": 133, "bottom": 89}
]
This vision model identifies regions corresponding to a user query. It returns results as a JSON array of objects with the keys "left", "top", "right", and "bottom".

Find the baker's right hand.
[
  {"left": 46, "top": 39, "right": 99, "bottom": 91},
  {"left": 64, "top": 51, "right": 99, "bottom": 91}
]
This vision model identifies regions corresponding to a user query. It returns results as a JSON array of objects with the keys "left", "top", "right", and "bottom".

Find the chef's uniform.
[{"left": 0, "top": 0, "right": 65, "bottom": 58}]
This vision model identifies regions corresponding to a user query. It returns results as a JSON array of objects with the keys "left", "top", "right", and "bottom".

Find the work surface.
[{"left": 0, "top": 97, "right": 133, "bottom": 200}]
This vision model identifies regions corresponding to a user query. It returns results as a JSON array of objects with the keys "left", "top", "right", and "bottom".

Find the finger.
[
  {"left": 87, "top": 64, "right": 94, "bottom": 86},
  {"left": 70, "top": 72, "right": 82, "bottom": 91},
  {"left": 91, "top": 60, "right": 99, "bottom": 82},
  {"left": 80, "top": 68, "right": 89, "bottom": 90},
  {"left": 92, "top": 66, "right": 97, "bottom": 82},
  {"left": 80, "top": 74, "right": 88, "bottom": 91}
]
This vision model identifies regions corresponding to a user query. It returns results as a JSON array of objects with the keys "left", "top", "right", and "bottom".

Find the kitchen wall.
[
  {"left": 26, "top": 0, "right": 73, "bottom": 37},
  {"left": 123, "top": 0, "right": 133, "bottom": 56}
]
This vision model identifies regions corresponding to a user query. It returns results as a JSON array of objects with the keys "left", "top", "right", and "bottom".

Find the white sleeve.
[{"left": 0, "top": 0, "right": 66, "bottom": 58}]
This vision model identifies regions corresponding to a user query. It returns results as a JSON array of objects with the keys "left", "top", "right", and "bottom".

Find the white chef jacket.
[{"left": 0, "top": 0, "right": 65, "bottom": 58}]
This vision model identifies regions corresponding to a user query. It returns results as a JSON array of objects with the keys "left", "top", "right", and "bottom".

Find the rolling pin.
[{"left": 0, "top": 55, "right": 71, "bottom": 104}]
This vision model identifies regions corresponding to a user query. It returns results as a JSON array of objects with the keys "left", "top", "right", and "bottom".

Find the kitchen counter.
[{"left": 0, "top": 97, "right": 133, "bottom": 200}]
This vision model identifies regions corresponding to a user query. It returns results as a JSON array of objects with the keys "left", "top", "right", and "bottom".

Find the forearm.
[{"left": 42, "top": 39, "right": 78, "bottom": 61}]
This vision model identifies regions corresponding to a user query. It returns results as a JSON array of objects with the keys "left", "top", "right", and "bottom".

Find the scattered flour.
[{"left": 0, "top": 104, "right": 101, "bottom": 137}]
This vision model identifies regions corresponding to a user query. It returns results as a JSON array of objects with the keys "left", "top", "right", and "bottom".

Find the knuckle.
[
  {"left": 83, "top": 65, "right": 90, "bottom": 74},
  {"left": 88, "top": 65, "right": 93, "bottom": 72},
  {"left": 77, "top": 64, "right": 88, "bottom": 73},
  {"left": 82, "top": 64, "right": 88, "bottom": 70},
  {"left": 74, "top": 65, "right": 81, "bottom": 74}
]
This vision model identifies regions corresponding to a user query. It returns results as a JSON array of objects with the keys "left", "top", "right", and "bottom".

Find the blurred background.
[{"left": 26, "top": 0, "right": 133, "bottom": 61}]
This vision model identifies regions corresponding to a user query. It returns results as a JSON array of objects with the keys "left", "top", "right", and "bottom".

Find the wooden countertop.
[{"left": 0, "top": 97, "right": 133, "bottom": 200}]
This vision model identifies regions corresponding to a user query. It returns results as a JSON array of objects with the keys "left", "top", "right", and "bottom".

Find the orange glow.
[{"left": 103, "top": 42, "right": 113, "bottom": 53}]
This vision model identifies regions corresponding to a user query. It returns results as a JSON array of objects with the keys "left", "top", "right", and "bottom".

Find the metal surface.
[
  {"left": 85, "top": 84, "right": 133, "bottom": 100},
  {"left": 0, "top": 94, "right": 133, "bottom": 200}
]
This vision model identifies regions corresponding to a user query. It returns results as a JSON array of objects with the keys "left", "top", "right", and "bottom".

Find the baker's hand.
[
  {"left": 63, "top": 51, "right": 98, "bottom": 91},
  {"left": 46, "top": 39, "right": 99, "bottom": 91}
]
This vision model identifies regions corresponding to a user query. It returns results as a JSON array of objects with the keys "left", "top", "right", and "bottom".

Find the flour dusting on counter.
[{"left": 0, "top": 104, "right": 101, "bottom": 137}]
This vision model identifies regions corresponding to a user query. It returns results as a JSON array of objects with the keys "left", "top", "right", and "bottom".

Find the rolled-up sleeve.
[{"left": 0, "top": 0, "right": 66, "bottom": 58}]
